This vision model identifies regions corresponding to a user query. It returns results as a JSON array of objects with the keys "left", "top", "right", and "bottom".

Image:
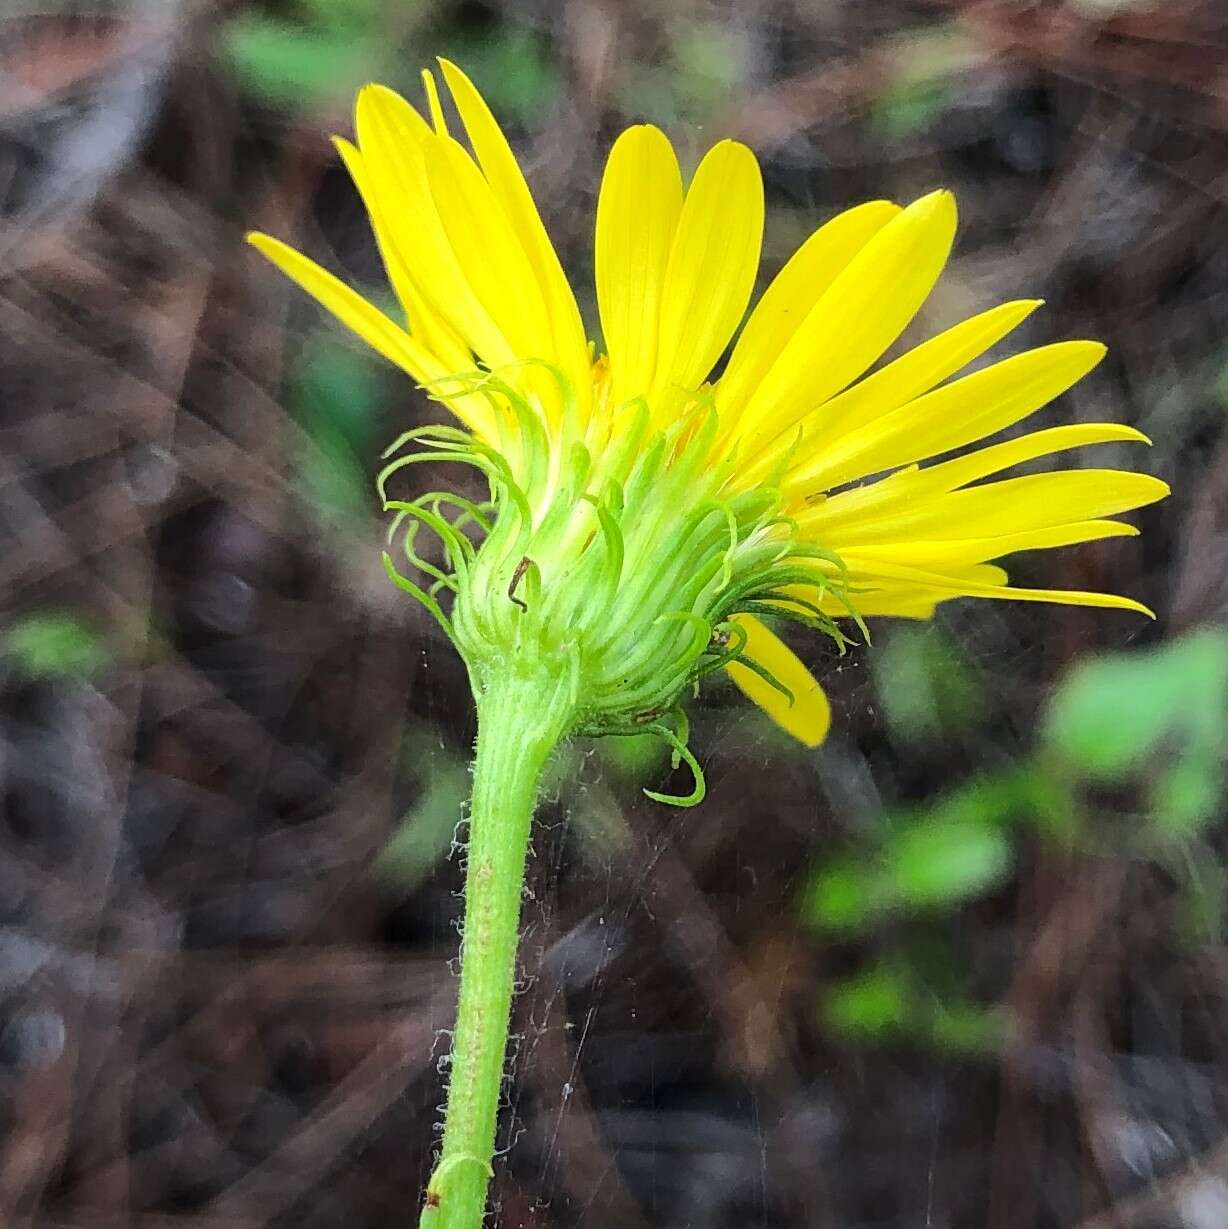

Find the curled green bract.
[{"left": 380, "top": 366, "right": 853, "bottom": 791}]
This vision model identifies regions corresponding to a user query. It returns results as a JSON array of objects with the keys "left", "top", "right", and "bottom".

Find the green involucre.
[{"left": 380, "top": 367, "right": 856, "bottom": 793}]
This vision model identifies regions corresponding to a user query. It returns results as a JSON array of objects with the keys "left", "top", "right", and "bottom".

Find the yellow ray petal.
[
  {"left": 725, "top": 615, "right": 831, "bottom": 746},
  {"left": 595, "top": 125, "right": 684, "bottom": 409},
  {"left": 800, "top": 423, "right": 1151, "bottom": 533},
  {"left": 421, "top": 67, "right": 449, "bottom": 135},
  {"left": 789, "top": 565, "right": 1007, "bottom": 621},
  {"left": 738, "top": 189, "right": 957, "bottom": 454},
  {"left": 960, "top": 582, "right": 1155, "bottom": 617},
  {"left": 896, "top": 423, "right": 1150, "bottom": 498},
  {"left": 334, "top": 136, "right": 472, "bottom": 373},
  {"left": 247, "top": 233, "right": 499, "bottom": 438},
  {"left": 421, "top": 133, "right": 554, "bottom": 362},
  {"left": 716, "top": 200, "right": 902, "bottom": 429},
  {"left": 771, "top": 299, "right": 1043, "bottom": 491},
  {"left": 247, "top": 232, "right": 432, "bottom": 378},
  {"left": 354, "top": 85, "right": 514, "bottom": 369},
  {"left": 831, "top": 557, "right": 1155, "bottom": 617},
  {"left": 841, "top": 519, "right": 1139, "bottom": 569},
  {"left": 824, "top": 469, "right": 1169, "bottom": 548},
  {"left": 439, "top": 59, "right": 591, "bottom": 402},
  {"left": 800, "top": 340, "right": 1106, "bottom": 491},
  {"left": 652, "top": 140, "right": 764, "bottom": 400},
  {"left": 836, "top": 592, "right": 941, "bottom": 618}
]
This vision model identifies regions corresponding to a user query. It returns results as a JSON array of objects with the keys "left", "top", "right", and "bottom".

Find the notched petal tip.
[
  {"left": 356, "top": 82, "right": 411, "bottom": 123},
  {"left": 610, "top": 122, "right": 674, "bottom": 154},
  {"left": 908, "top": 187, "right": 958, "bottom": 226}
]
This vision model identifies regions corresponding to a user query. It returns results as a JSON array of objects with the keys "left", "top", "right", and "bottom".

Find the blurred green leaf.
[
  {"left": 874, "top": 625, "right": 985, "bottom": 746},
  {"left": 3, "top": 613, "right": 109, "bottom": 681},
  {"left": 296, "top": 337, "right": 384, "bottom": 441},
  {"left": 670, "top": 23, "right": 742, "bottom": 116},
  {"left": 296, "top": 0, "right": 381, "bottom": 28},
  {"left": 1044, "top": 630, "right": 1228, "bottom": 843},
  {"left": 826, "top": 961, "right": 1005, "bottom": 1051},
  {"left": 927, "top": 999, "right": 1006, "bottom": 1054},
  {"left": 617, "top": 21, "right": 743, "bottom": 126},
  {"left": 926, "top": 770, "right": 1052, "bottom": 834},
  {"left": 804, "top": 773, "right": 1027, "bottom": 934},
  {"left": 872, "top": 24, "right": 980, "bottom": 142},
  {"left": 298, "top": 435, "right": 371, "bottom": 526},
  {"left": 438, "top": 26, "right": 561, "bottom": 128},
  {"left": 872, "top": 78, "right": 953, "bottom": 143},
  {"left": 292, "top": 336, "right": 385, "bottom": 525},
  {"left": 1176, "top": 850, "right": 1225, "bottom": 943},
  {"left": 599, "top": 731, "right": 671, "bottom": 782},
  {"left": 803, "top": 859, "right": 889, "bottom": 933},
  {"left": 825, "top": 965, "right": 910, "bottom": 1038},
  {"left": 1154, "top": 751, "right": 1222, "bottom": 838},
  {"left": 1214, "top": 347, "right": 1228, "bottom": 406},
  {"left": 1045, "top": 630, "right": 1228, "bottom": 783},
  {"left": 887, "top": 815, "right": 1012, "bottom": 907},
  {"left": 222, "top": 14, "right": 374, "bottom": 107},
  {"left": 375, "top": 745, "right": 469, "bottom": 891},
  {"left": 1069, "top": 0, "right": 1149, "bottom": 13}
]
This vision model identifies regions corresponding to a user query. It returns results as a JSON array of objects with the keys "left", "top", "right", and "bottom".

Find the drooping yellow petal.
[
  {"left": 595, "top": 125, "right": 684, "bottom": 410},
  {"left": 651, "top": 140, "right": 764, "bottom": 400},
  {"left": 725, "top": 614, "right": 831, "bottom": 747},
  {"left": 798, "top": 340, "right": 1107, "bottom": 491},
  {"left": 439, "top": 59, "right": 591, "bottom": 403},
  {"left": 737, "top": 189, "right": 957, "bottom": 453},
  {"left": 716, "top": 200, "right": 902, "bottom": 431}
]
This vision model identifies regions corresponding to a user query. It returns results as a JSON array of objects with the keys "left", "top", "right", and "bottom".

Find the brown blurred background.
[{"left": 2, "top": 1, "right": 1228, "bottom": 1226}]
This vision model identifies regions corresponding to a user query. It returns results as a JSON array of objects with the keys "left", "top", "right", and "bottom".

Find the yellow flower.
[{"left": 249, "top": 61, "right": 1167, "bottom": 751}]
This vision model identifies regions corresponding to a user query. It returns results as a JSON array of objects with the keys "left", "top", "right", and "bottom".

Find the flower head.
[{"left": 249, "top": 62, "right": 1167, "bottom": 766}]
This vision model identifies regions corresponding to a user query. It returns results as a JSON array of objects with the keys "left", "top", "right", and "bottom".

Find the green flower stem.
[{"left": 421, "top": 661, "right": 575, "bottom": 1229}]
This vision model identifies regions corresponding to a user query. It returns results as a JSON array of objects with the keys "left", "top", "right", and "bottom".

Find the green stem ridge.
[{"left": 421, "top": 661, "right": 576, "bottom": 1229}]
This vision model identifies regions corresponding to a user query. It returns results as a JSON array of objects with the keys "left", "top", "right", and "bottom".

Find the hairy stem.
[{"left": 420, "top": 663, "right": 574, "bottom": 1229}]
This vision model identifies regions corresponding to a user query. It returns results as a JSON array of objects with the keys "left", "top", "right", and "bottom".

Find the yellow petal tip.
[
  {"left": 912, "top": 186, "right": 957, "bottom": 215},
  {"left": 725, "top": 616, "right": 831, "bottom": 747}
]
